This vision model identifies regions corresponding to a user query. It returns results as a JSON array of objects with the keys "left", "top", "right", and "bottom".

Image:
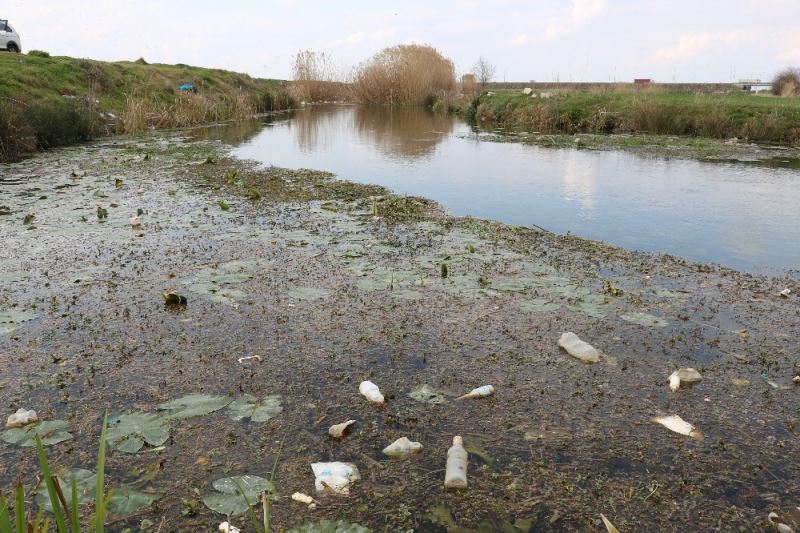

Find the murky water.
[{"left": 209, "top": 105, "right": 800, "bottom": 275}]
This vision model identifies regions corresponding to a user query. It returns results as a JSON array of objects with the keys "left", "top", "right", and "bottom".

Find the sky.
[{"left": 5, "top": 0, "right": 800, "bottom": 83}]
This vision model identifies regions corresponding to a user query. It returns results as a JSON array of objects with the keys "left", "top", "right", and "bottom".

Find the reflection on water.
[
  {"left": 220, "top": 105, "right": 799, "bottom": 274},
  {"left": 187, "top": 118, "right": 267, "bottom": 146}
]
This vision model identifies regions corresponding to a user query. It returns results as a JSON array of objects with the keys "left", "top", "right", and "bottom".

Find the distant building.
[{"left": 634, "top": 78, "right": 654, "bottom": 84}]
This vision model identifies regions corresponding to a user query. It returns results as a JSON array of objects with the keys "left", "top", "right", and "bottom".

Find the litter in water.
[
  {"left": 237, "top": 355, "right": 262, "bottom": 364},
  {"left": 444, "top": 436, "right": 468, "bottom": 490},
  {"left": 359, "top": 380, "right": 385, "bottom": 404},
  {"left": 328, "top": 420, "right": 356, "bottom": 439},
  {"left": 218, "top": 522, "right": 241, "bottom": 533},
  {"left": 652, "top": 414, "right": 703, "bottom": 440},
  {"left": 456, "top": 385, "right": 495, "bottom": 400},
  {"left": 382, "top": 437, "right": 423, "bottom": 459},
  {"left": 668, "top": 368, "right": 703, "bottom": 392},
  {"left": 5, "top": 408, "right": 38, "bottom": 428},
  {"left": 558, "top": 332, "right": 602, "bottom": 363},
  {"left": 311, "top": 462, "right": 360, "bottom": 495}
]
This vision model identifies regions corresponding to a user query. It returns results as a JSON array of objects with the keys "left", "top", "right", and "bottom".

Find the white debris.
[
  {"left": 237, "top": 355, "right": 262, "bottom": 364},
  {"left": 129, "top": 216, "right": 141, "bottom": 228},
  {"left": 5, "top": 408, "right": 38, "bottom": 428},
  {"left": 558, "top": 332, "right": 602, "bottom": 363},
  {"left": 218, "top": 522, "right": 240, "bottom": 533},
  {"left": 768, "top": 510, "right": 799, "bottom": 533},
  {"left": 359, "top": 380, "right": 385, "bottom": 404},
  {"left": 382, "top": 437, "right": 424, "bottom": 459},
  {"left": 328, "top": 420, "right": 356, "bottom": 439},
  {"left": 779, "top": 288, "right": 792, "bottom": 298},
  {"left": 444, "top": 436, "right": 468, "bottom": 489},
  {"left": 456, "top": 385, "right": 495, "bottom": 400},
  {"left": 522, "top": 87, "right": 533, "bottom": 95},
  {"left": 291, "top": 492, "right": 315, "bottom": 505},
  {"left": 311, "top": 462, "right": 360, "bottom": 495},
  {"left": 668, "top": 368, "right": 703, "bottom": 392},
  {"left": 652, "top": 415, "right": 702, "bottom": 439}
]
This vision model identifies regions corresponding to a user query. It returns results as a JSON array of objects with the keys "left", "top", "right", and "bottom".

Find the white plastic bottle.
[
  {"left": 359, "top": 381, "right": 385, "bottom": 404},
  {"left": 444, "top": 436, "right": 468, "bottom": 489},
  {"left": 457, "top": 385, "right": 495, "bottom": 400}
]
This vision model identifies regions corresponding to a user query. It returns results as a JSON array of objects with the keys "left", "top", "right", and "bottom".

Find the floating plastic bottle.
[
  {"left": 359, "top": 381, "right": 385, "bottom": 404},
  {"left": 457, "top": 385, "right": 495, "bottom": 400},
  {"left": 382, "top": 437, "right": 423, "bottom": 459},
  {"left": 558, "top": 332, "right": 601, "bottom": 363},
  {"left": 444, "top": 436, "right": 468, "bottom": 489}
]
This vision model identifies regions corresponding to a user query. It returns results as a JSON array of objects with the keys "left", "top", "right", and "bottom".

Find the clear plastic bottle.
[
  {"left": 359, "top": 380, "right": 385, "bottom": 404},
  {"left": 444, "top": 436, "right": 468, "bottom": 489}
]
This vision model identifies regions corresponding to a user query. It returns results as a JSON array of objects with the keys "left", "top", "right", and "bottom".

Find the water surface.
[{"left": 218, "top": 105, "right": 799, "bottom": 274}]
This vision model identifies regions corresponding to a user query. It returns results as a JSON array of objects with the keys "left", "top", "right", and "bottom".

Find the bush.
[
  {"left": 291, "top": 50, "right": 346, "bottom": 102},
  {"left": 772, "top": 67, "right": 800, "bottom": 97},
  {"left": 352, "top": 44, "right": 455, "bottom": 105},
  {"left": 0, "top": 100, "right": 35, "bottom": 162},
  {"left": 27, "top": 49, "right": 50, "bottom": 58},
  {"left": 254, "top": 87, "right": 295, "bottom": 112},
  {"left": 23, "top": 98, "right": 104, "bottom": 148}
]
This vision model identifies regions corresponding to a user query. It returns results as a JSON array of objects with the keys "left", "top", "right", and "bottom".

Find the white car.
[{"left": 1, "top": 20, "right": 21, "bottom": 53}]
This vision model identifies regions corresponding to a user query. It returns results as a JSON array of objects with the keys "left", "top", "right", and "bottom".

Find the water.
[{"left": 214, "top": 105, "right": 799, "bottom": 275}]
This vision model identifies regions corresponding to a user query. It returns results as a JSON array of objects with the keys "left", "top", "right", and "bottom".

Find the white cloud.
[{"left": 544, "top": 0, "right": 607, "bottom": 40}]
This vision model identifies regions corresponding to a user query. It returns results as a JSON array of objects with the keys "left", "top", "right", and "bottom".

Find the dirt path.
[{"left": 1, "top": 134, "right": 798, "bottom": 532}]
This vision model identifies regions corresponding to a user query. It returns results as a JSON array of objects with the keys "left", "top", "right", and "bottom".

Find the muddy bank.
[{"left": 1, "top": 133, "right": 798, "bottom": 532}]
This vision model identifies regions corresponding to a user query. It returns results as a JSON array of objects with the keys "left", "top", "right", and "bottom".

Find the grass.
[
  {"left": 0, "top": 415, "right": 109, "bottom": 533},
  {"left": 0, "top": 53, "right": 294, "bottom": 161},
  {"left": 461, "top": 89, "right": 800, "bottom": 144}
]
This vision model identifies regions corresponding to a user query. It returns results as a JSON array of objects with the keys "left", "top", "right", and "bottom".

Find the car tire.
[{"left": 7, "top": 43, "right": 19, "bottom": 53}]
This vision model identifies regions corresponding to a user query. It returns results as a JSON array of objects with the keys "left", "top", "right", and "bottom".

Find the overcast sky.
[{"left": 6, "top": 0, "right": 800, "bottom": 83}]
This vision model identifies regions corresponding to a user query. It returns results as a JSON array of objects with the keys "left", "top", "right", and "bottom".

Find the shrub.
[
  {"left": 291, "top": 50, "right": 346, "bottom": 102},
  {"left": 771, "top": 67, "right": 800, "bottom": 97},
  {"left": 0, "top": 100, "right": 36, "bottom": 162},
  {"left": 352, "top": 44, "right": 456, "bottom": 105},
  {"left": 27, "top": 50, "right": 50, "bottom": 58},
  {"left": 254, "top": 87, "right": 294, "bottom": 112},
  {"left": 23, "top": 98, "right": 104, "bottom": 149}
]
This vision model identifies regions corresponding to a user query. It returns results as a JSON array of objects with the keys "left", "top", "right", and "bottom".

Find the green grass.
[{"left": 463, "top": 89, "right": 800, "bottom": 144}]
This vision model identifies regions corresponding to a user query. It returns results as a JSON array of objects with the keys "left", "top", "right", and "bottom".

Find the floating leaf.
[
  {"left": 566, "top": 296, "right": 608, "bottom": 318},
  {"left": 34, "top": 468, "right": 94, "bottom": 511},
  {"left": 287, "top": 287, "right": 330, "bottom": 301},
  {"left": 106, "top": 412, "right": 170, "bottom": 453},
  {"left": 519, "top": 299, "right": 561, "bottom": 313},
  {"left": 0, "top": 309, "right": 38, "bottom": 335},
  {"left": 226, "top": 395, "right": 283, "bottom": 422},
  {"left": 157, "top": 394, "right": 232, "bottom": 419},
  {"left": 2, "top": 420, "right": 73, "bottom": 447},
  {"left": 408, "top": 385, "right": 448, "bottom": 404},
  {"left": 202, "top": 475, "right": 273, "bottom": 516},
  {"left": 108, "top": 489, "right": 160, "bottom": 515},
  {"left": 620, "top": 312, "right": 668, "bottom": 328},
  {"left": 287, "top": 520, "right": 370, "bottom": 533}
]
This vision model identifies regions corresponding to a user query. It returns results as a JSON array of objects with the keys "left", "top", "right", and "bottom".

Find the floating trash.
[
  {"left": 652, "top": 415, "right": 702, "bottom": 440},
  {"left": 328, "top": 420, "right": 356, "bottom": 439},
  {"left": 558, "top": 332, "right": 602, "bottom": 363},
  {"left": 444, "top": 436, "right": 468, "bottom": 489},
  {"left": 359, "top": 381, "right": 385, "bottom": 404},
  {"left": 383, "top": 437, "right": 423, "bottom": 459},
  {"left": 5, "top": 408, "right": 38, "bottom": 428},
  {"left": 668, "top": 368, "right": 703, "bottom": 392},
  {"left": 456, "top": 385, "right": 495, "bottom": 400},
  {"left": 311, "top": 462, "right": 360, "bottom": 495}
]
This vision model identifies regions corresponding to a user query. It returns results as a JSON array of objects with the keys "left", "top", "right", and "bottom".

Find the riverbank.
[
  {"left": 0, "top": 53, "right": 292, "bottom": 162},
  {"left": 460, "top": 90, "right": 800, "bottom": 145},
  {"left": 1, "top": 133, "right": 798, "bottom": 531}
]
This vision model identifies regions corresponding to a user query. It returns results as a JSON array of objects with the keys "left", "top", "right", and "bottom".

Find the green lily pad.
[
  {"left": 566, "top": 295, "right": 609, "bottom": 318},
  {"left": 34, "top": 468, "right": 95, "bottom": 511},
  {"left": 202, "top": 475, "right": 273, "bottom": 516},
  {"left": 287, "top": 520, "right": 370, "bottom": 533},
  {"left": 0, "top": 309, "right": 38, "bottom": 335},
  {"left": 3, "top": 420, "right": 73, "bottom": 447},
  {"left": 106, "top": 412, "right": 170, "bottom": 453},
  {"left": 226, "top": 395, "right": 283, "bottom": 422},
  {"left": 620, "top": 312, "right": 668, "bottom": 328},
  {"left": 157, "top": 394, "right": 232, "bottom": 419},
  {"left": 519, "top": 299, "right": 561, "bottom": 313},
  {"left": 287, "top": 287, "right": 330, "bottom": 301},
  {"left": 108, "top": 488, "right": 160, "bottom": 515},
  {"left": 408, "top": 385, "right": 448, "bottom": 404}
]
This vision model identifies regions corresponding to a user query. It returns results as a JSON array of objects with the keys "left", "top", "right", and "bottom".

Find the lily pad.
[
  {"left": 0, "top": 309, "right": 38, "bottom": 335},
  {"left": 566, "top": 295, "right": 608, "bottom": 318},
  {"left": 202, "top": 475, "right": 273, "bottom": 516},
  {"left": 519, "top": 299, "right": 561, "bottom": 313},
  {"left": 108, "top": 488, "right": 160, "bottom": 515},
  {"left": 3, "top": 420, "right": 73, "bottom": 447},
  {"left": 34, "top": 468, "right": 94, "bottom": 511},
  {"left": 157, "top": 394, "right": 232, "bottom": 419},
  {"left": 287, "top": 520, "right": 370, "bottom": 533},
  {"left": 106, "top": 412, "right": 170, "bottom": 453},
  {"left": 226, "top": 395, "right": 283, "bottom": 422},
  {"left": 620, "top": 312, "right": 668, "bottom": 328},
  {"left": 287, "top": 287, "right": 330, "bottom": 301},
  {"left": 408, "top": 385, "right": 448, "bottom": 404}
]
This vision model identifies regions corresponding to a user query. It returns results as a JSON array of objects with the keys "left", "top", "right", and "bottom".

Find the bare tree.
[{"left": 472, "top": 57, "right": 496, "bottom": 88}]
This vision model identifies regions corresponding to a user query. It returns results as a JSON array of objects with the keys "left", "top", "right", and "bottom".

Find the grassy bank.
[
  {"left": 462, "top": 89, "right": 800, "bottom": 144},
  {"left": 0, "top": 53, "right": 293, "bottom": 161}
]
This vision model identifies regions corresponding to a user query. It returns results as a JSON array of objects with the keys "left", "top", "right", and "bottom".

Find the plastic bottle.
[
  {"left": 359, "top": 380, "right": 385, "bottom": 404},
  {"left": 382, "top": 437, "right": 423, "bottom": 459},
  {"left": 457, "top": 385, "right": 495, "bottom": 400},
  {"left": 444, "top": 436, "right": 468, "bottom": 489},
  {"left": 558, "top": 332, "right": 601, "bottom": 363}
]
